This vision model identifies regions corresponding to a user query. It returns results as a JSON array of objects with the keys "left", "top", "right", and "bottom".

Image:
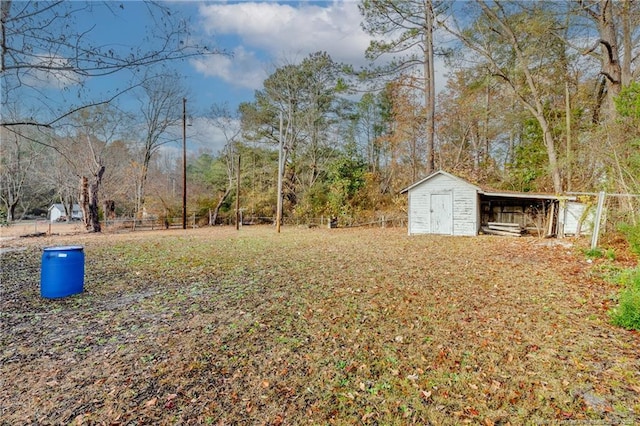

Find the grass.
[
  {"left": 610, "top": 267, "right": 640, "bottom": 330},
  {"left": 1, "top": 226, "right": 639, "bottom": 425}
]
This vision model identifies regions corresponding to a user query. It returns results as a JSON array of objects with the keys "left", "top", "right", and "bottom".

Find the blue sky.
[
  {"left": 7, "top": 1, "right": 448, "bottom": 156},
  {"left": 80, "top": 1, "right": 375, "bottom": 109},
  {"left": 61, "top": 1, "right": 379, "bottom": 154}
]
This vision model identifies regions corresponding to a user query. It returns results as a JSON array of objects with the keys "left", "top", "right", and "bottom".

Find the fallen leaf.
[
  {"left": 465, "top": 406, "right": 479, "bottom": 416},
  {"left": 420, "top": 390, "right": 432, "bottom": 400},
  {"left": 361, "top": 412, "right": 375, "bottom": 421},
  {"left": 145, "top": 397, "right": 157, "bottom": 407}
]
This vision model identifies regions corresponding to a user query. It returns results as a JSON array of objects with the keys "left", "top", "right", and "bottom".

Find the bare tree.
[
  {"left": 0, "top": 126, "right": 49, "bottom": 221},
  {"left": 209, "top": 104, "right": 241, "bottom": 225},
  {"left": 133, "top": 71, "right": 186, "bottom": 216},
  {"left": 1, "top": 1, "right": 221, "bottom": 130},
  {"left": 62, "top": 106, "right": 126, "bottom": 232},
  {"left": 442, "top": 1, "right": 566, "bottom": 193},
  {"left": 359, "top": 0, "right": 446, "bottom": 175},
  {"left": 574, "top": 0, "right": 640, "bottom": 121}
]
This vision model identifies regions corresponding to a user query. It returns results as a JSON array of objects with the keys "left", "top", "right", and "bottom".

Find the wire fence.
[
  {"left": 0, "top": 214, "right": 408, "bottom": 238},
  {"left": 100, "top": 214, "right": 407, "bottom": 232}
]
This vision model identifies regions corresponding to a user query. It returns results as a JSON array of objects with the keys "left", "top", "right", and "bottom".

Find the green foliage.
[
  {"left": 609, "top": 222, "right": 640, "bottom": 330},
  {"left": 619, "top": 223, "right": 640, "bottom": 257},
  {"left": 584, "top": 247, "right": 615, "bottom": 261},
  {"left": 609, "top": 268, "right": 640, "bottom": 330},
  {"left": 614, "top": 81, "right": 640, "bottom": 121},
  {"left": 294, "top": 182, "right": 329, "bottom": 221},
  {"left": 505, "top": 119, "right": 547, "bottom": 192},
  {"left": 326, "top": 154, "right": 368, "bottom": 217},
  {"left": 583, "top": 247, "right": 604, "bottom": 259}
]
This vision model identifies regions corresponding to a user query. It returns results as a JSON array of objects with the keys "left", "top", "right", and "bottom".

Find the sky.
[
  {"left": 8, "top": 1, "right": 449, "bottom": 156},
  {"left": 163, "top": 0, "right": 379, "bottom": 155}
]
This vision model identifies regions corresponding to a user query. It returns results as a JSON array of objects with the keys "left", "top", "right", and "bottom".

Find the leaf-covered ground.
[{"left": 1, "top": 226, "right": 639, "bottom": 425}]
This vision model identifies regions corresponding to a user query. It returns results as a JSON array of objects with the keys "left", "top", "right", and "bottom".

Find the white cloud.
[
  {"left": 194, "top": 1, "right": 451, "bottom": 95},
  {"left": 196, "top": 1, "right": 371, "bottom": 88},
  {"left": 190, "top": 116, "right": 239, "bottom": 155},
  {"left": 164, "top": 116, "right": 240, "bottom": 156},
  {"left": 191, "top": 46, "right": 267, "bottom": 89},
  {"left": 23, "top": 54, "right": 81, "bottom": 89}
]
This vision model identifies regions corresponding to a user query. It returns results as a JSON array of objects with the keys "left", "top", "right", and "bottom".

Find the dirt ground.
[{"left": 1, "top": 225, "right": 638, "bottom": 425}]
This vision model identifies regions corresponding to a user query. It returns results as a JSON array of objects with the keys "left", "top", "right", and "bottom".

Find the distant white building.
[{"left": 48, "top": 204, "right": 83, "bottom": 222}]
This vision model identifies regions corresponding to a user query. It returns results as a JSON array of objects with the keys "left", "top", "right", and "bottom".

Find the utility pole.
[
  {"left": 565, "top": 80, "right": 572, "bottom": 192},
  {"left": 235, "top": 154, "right": 241, "bottom": 230},
  {"left": 182, "top": 97, "right": 187, "bottom": 230}
]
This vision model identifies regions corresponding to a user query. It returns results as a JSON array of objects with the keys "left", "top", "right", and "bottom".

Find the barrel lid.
[{"left": 44, "top": 245, "right": 84, "bottom": 251}]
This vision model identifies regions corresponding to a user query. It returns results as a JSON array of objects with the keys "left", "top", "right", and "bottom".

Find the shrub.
[
  {"left": 609, "top": 268, "right": 640, "bottom": 330},
  {"left": 583, "top": 247, "right": 604, "bottom": 259},
  {"left": 619, "top": 223, "right": 640, "bottom": 257}
]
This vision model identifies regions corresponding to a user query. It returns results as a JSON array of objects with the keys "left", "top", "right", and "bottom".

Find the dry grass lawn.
[{"left": 1, "top": 225, "right": 639, "bottom": 425}]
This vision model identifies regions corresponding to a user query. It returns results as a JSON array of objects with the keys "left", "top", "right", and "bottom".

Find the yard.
[{"left": 1, "top": 226, "right": 639, "bottom": 425}]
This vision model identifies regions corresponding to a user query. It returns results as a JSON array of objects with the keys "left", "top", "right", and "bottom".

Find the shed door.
[{"left": 430, "top": 192, "right": 453, "bottom": 235}]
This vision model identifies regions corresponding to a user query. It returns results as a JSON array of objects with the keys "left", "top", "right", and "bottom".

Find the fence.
[
  {"left": 101, "top": 214, "right": 407, "bottom": 233},
  {"left": 0, "top": 214, "right": 407, "bottom": 236}
]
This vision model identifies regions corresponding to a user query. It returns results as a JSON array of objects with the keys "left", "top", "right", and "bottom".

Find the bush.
[
  {"left": 609, "top": 268, "right": 640, "bottom": 330},
  {"left": 583, "top": 247, "right": 604, "bottom": 259},
  {"left": 619, "top": 223, "right": 640, "bottom": 257}
]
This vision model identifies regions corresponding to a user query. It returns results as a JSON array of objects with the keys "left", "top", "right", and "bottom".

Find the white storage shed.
[
  {"left": 401, "top": 171, "right": 481, "bottom": 236},
  {"left": 402, "top": 171, "right": 578, "bottom": 237}
]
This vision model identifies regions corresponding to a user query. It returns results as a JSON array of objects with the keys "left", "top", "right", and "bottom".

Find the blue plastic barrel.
[{"left": 40, "top": 246, "right": 85, "bottom": 298}]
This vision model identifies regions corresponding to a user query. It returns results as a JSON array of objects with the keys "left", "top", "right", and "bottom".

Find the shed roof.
[
  {"left": 400, "top": 170, "right": 481, "bottom": 194},
  {"left": 401, "top": 170, "right": 575, "bottom": 201},
  {"left": 479, "top": 190, "right": 573, "bottom": 201},
  {"left": 49, "top": 203, "right": 82, "bottom": 211}
]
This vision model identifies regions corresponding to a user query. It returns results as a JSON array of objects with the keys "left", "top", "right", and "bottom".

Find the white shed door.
[{"left": 430, "top": 193, "right": 453, "bottom": 235}]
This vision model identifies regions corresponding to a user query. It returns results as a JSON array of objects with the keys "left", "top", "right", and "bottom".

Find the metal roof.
[{"left": 401, "top": 170, "right": 576, "bottom": 201}]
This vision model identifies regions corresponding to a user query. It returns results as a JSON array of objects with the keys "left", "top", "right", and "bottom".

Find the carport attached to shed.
[{"left": 479, "top": 191, "right": 562, "bottom": 236}]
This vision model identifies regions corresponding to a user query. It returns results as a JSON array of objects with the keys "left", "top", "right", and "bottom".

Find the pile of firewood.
[{"left": 481, "top": 222, "right": 525, "bottom": 237}]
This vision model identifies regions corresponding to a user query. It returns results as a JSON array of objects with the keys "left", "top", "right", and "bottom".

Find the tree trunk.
[
  {"left": 7, "top": 200, "right": 17, "bottom": 222},
  {"left": 80, "top": 176, "right": 89, "bottom": 229},
  {"left": 135, "top": 149, "right": 152, "bottom": 216},
  {"left": 212, "top": 187, "right": 231, "bottom": 226},
  {"left": 65, "top": 199, "right": 72, "bottom": 223},
  {"left": 541, "top": 121, "right": 563, "bottom": 193},
  {"left": 424, "top": 0, "right": 436, "bottom": 175},
  {"left": 582, "top": 0, "right": 629, "bottom": 120},
  {"left": 87, "top": 166, "right": 105, "bottom": 232}
]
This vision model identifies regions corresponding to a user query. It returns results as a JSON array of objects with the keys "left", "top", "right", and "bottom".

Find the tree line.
[{"left": 1, "top": 1, "right": 638, "bottom": 230}]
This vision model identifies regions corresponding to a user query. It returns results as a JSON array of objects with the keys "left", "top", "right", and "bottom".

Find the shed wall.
[
  {"left": 563, "top": 201, "right": 594, "bottom": 236},
  {"left": 408, "top": 173, "right": 478, "bottom": 236}
]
